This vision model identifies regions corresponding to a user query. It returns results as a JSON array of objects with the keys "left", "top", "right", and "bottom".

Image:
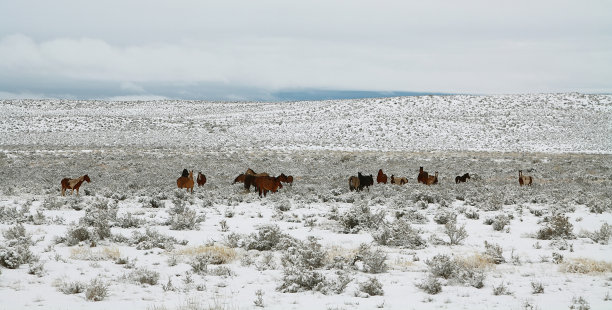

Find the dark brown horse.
[
  {"left": 455, "top": 173, "right": 470, "bottom": 183},
  {"left": 233, "top": 174, "right": 246, "bottom": 184},
  {"left": 425, "top": 172, "right": 438, "bottom": 185},
  {"left": 417, "top": 167, "right": 429, "bottom": 184},
  {"left": 245, "top": 168, "right": 269, "bottom": 177},
  {"left": 244, "top": 174, "right": 257, "bottom": 191},
  {"left": 519, "top": 170, "right": 533, "bottom": 186},
  {"left": 61, "top": 174, "right": 91, "bottom": 196},
  {"left": 377, "top": 169, "right": 388, "bottom": 184},
  {"left": 197, "top": 172, "right": 207, "bottom": 187},
  {"left": 177, "top": 170, "right": 194, "bottom": 193},
  {"left": 254, "top": 176, "right": 283, "bottom": 197},
  {"left": 279, "top": 173, "right": 294, "bottom": 186}
]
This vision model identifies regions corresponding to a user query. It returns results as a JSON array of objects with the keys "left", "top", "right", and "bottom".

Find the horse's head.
[
  {"left": 189, "top": 170, "right": 194, "bottom": 179},
  {"left": 419, "top": 167, "right": 423, "bottom": 173},
  {"left": 466, "top": 173, "right": 471, "bottom": 179},
  {"left": 83, "top": 175, "right": 91, "bottom": 183},
  {"left": 246, "top": 168, "right": 256, "bottom": 175}
]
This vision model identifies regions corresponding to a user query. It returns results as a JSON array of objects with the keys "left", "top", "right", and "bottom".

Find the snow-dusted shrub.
[
  {"left": 531, "top": 281, "right": 544, "bottom": 294},
  {"left": 58, "top": 280, "right": 86, "bottom": 294},
  {"left": 483, "top": 241, "right": 505, "bottom": 264},
  {"left": 177, "top": 245, "right": 237, "bottom": 265},
  {"left": 169, "top": 205, "right": 201, "bottom": 230},
  {"left": 357, "top": 277, "right": 384, "bottom": 296},
  {"left": 86, "top": 278, "right": 109, "bottom": 301},
  {"left": 0, "top": 223, "right": 35, "bottom": 268},
  {"left": 492, "top": 215, "right": 511, "bottom": 231},
  {"left": 281, "top": 236, "right": 326, "bottom": 269},
  {"left": 0, "top": 247, "right": 22, "bottom": 269},
  {"left": 372, "top": 219, "right": 427, "bottom": 249},
  {"left": 130, "top": 268, "right": 160, "bottom": 285},
  {"left": 274, "top": 198, "right": 291, "bottom": 212},
  {"left": 492, "top": 282, "right": 512, "bottom": 295},
  {"left": 464, "top": 209, "right": 480, "bottom": 220},
  {"left": 148, "top": 197, "right": 165, "bottom": 208},
  {"left": 244, "top": 224, "right": 298, "bottom": 251},
  {"left": 190, "top": 254, "right": 210, "bottom": 275},
  {"left": 28, "top": 261, "right": 45, "bottom": 277},
  {"left": 416, "top": 276, "right": 442, "bottom": 294},
  {"left": 42, "top": 196, "right": 65, "bottom": 210},
  {"left": 223, "top": 232, "right": 244, "bottom": 248},
  {"left": 569, "top": 296, "right": 590, "bottom": 310},
  {"left": 560, "top": 258, "right": 612, "bottom": 274},
  {"left": 587, "top": 223, "right": 611, "bottom": 244},
  {"left": 130, "top": 228, "right": 182, "bottom": 250},
  {"left": 210, "top": 265, "right": 234, "bottom": 277},
  {"left": 0, "top": 206, "right": 22, "bottom": 224},
  {"left": 277, "top": 265, "right": 327, "bottom": 293},
  {"left": 536, "top": 214, "right": 573, "bottom": 240},
  {"left": 395, "top": 209, "right": 429, "bottom": 224},
  {"left": 586, "top": 197, "right": 611, "bottom": 214},
  {"left": 80, "top": 199, "right": 117, "bottom": 240},
  {"left": 63, "top": 224, "right": 91, "bottom": 246},
  {"left": 444, "top": 220, "right": 468, "bottom": 245},
  {"left": 116, "top": 213, "right": 144, "bottom": 228},
  {"left": 426, "top": 254, "right": 456, "bottom": 279},
  {"left": 339, "top": 203, "right": 384, "bottom": 234},
  {"left": 434, "top": 209, "right": 456, "bottom": 224},
  {"left": 354, "top": 244, "right": 387, "bottom": 274}
]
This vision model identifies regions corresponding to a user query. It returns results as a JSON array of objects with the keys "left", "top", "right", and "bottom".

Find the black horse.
[
  {"left": 455, "top": 173, "right": 470, "bottom": 184},
  {"left": 358, "top": 172, "right": 374, "bottom": 191}
]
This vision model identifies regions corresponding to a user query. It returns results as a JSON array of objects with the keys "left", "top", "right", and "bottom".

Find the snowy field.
[{"left": 0, "top": 94, "right": 611, "bottom": 310}]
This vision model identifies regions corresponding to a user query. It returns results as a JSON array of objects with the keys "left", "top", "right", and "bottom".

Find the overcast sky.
[{"left": 0, "top": 0, "right": 610, "bottom": 100}]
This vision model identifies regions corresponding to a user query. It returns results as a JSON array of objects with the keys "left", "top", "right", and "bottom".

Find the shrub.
[
  {"left": 537, "top": 215, "right": 573, "bottom": 240},
  {"left": 483, "top": 241, "right": 505, "bottom": 264},
  {"left": 492, "top": 215, "right": 510, "bottom": 231},
  {"left": 531, "top": 281, "right": 544, "bottom": 294},
  {"left": 130, "top": 268, "right": 160, "bottom": 285},
  {"left": 416, "top": 276, "right": 442, "bottom": 294},
  {"left": 492, "top": 282, "right": 512, "bottom": 295},
  {"left": 190, "top": 254, "right": 210, "bottom": 275},
  {"left": 0, "top": 247, "right": 22, "bottom": 269},
  {"left": 80, "top": 199, "right": 117, "bottom": 240},
  {"left": 434, "top": 209, "right": 456, "bottom": 224},
  {"left": 116, "top": 213, "right": 144, "bottom": 228},
  {"left": 168, "top": 204, "right": 201, "bottom": 230},
  {"left": 277, "top": 265, "right": 327, "bottom": 293},
  {"left": 569, "top": 296, "right": 590, "bottom": 310},
  {"left": 244, "top": 225, "right": 298, "bottom": 251},
  {"left": 64, "top": 225, "right": 91, "bottom": 246},
  {"left": 465, "top": 210, "right": 480, "bottom": 220},
  {"left": 281, "top": 236, "right": 326, "bottom": 269},
  {"left": 130, "top": 228, "right": 182, "bottom": 250},
  {"left": 175, "top": 245, "right": 237, "bottom": 265},
  {"left": 339, "top": 203, "right": 384, "bottom": 233},
  {"left": 28, "top": 261, "right": 45, "bottom": 277},
  {"left": 354, "top": 244, "right": 387, "bottom": 274},
  {"left": 426, "top": 254, "right": 456, "bottom": 279},
  {"left": 588, "top": 223, "right": 611, "bottom": 244},
  {"left": 58, "top": 280, "right": 86, "bottom": 294},
  {"left": 358, "top": 277, "right": 384, "bottom": 296},
  {"left": 372, "top": 219, "right": 426, "bottom": 249},
  {"left": 86, "top": 278, "right": 109, "bottom": 301},
  {"left": 560, "top": 258, "right": 612, "bottom": 274},
  {"left": 444, "top": 220, "right": 468, "bottom": 245}
]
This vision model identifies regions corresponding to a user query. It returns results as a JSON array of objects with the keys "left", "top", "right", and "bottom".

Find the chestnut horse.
[
  {"left": 61, "top": 174, "right": 91, "bottom": 196},
  {"left": 519, "top": 170, "right": 533, "bottom": 186},
  {"left": 377, "top": 169, "right": 388, "bottom": 184},
  {"left": 246, "top": 168, "right": 269, "bottom": 177},
  {"left": 279, "top": 173, "right": 294, "bottom": 186},
  {"left": 455, "top": 173, "right": 470, "bottom": 184},
  {"left": 390, "top": 175, "right": 408, "bottom": 185},
  {"left": 349, "top": 176, "right": 360, "bottom": 191},
  {"left": 417, "top": 167, "right": 429, "bottom": 184},
  {"left": 197, "top": 172, "right": 207, "bottom": 187},
  {"left": 177, "top": 170, "right": 194, "bottom": 193},
  {"left": 254, "top": 176, "right": 283, "bottom": 197},
  {"left": 425, "top": 172, "right": 438, "bottom": 185}
]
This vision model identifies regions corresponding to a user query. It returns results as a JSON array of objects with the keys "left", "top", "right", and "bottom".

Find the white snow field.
[{"left": 0, "top": 94, "right": 611, "bottom": 310}]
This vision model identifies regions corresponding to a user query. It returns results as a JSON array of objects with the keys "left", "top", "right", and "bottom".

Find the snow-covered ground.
[{"left": 0, "top": 94, "right": 611, "bottom": 310}]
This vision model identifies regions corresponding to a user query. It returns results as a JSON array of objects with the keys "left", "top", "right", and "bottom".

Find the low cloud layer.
[{"left": 0, "top": 1, "right": 610, "bottom": 100}]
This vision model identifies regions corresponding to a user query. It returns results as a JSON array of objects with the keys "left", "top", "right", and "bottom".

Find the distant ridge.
[{"left": 271, "top": 89, "right": 453, "bottom": 101}]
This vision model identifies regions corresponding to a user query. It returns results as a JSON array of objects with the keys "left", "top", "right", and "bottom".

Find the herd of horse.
[{"left": 59, "top": 168, "right": 533, "bottom": 197}]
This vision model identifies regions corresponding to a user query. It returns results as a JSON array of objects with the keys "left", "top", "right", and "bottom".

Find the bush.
[
  {"left": 358, "top": 277, "right": 384, "bottom": 296},
  {"left": 483, "top": 241, "right": 505, "bottom": 264},
  {"left": 444, "top": 220, "right": 468, "bottom": 245},
  {"left": 560, "top": 258, "right": 612, "bottom": 274},
  {"left": 190, "top": 254, "right": 210, "bottom": 275},
  {"left": 0, "top": 247, "right": 22, "bottom": 269},
  {"left": 531, "top": 281, "right": 544, "bottom": 294},
  {"left": 588, "top": 223, "right": 611, "bottom": 244},
  {"left": 416, "top": 276, "right": 442, "bottom": 294},
  {"left": 80, "top": 199, "right": 117, "bottom": 240},
  {"left": 569, "top": 296, "right": 590, "bottom": 310},
  {"left": 354, "top": 244, "right": 387, "bottom": 274},
  {"left": 372, "top": 219, "right": 427, "bottom": 249},
  {"left": 434, "top": 209, "right": 456, "bottom": 224},
  {"left": 130, "top": 228, "right": 182, "bottom": 250},
  {"left": 426, "top": 254, "right": 456, "bottom": 279},
  {"left": 492, "top": 282, "right": 512, "bottom": 295},
  {"left": 244, "top": 225, "right": 298, "bottom": 251},
  {"left": 28, "top": 261, "right": 45, "bottom": 277},
  {"left": 492, "top": 215, "right": 510, "bottom": 231},
  {"left": 168, "top": 203, "right": 201, "bottom": 230},
  {"left": 64, "top": 225, "right": 91, "bottom": 246},
  {"left": 536, "top": 215, "right": 573, "bottom": 240},
  {"left": 339, "top": 203, "right": 384, "bottom": 233},
  {"left": 59, "top": 280, "right": 86, "bottom": 294},
  {"left": 281, "top": 236, "right": 326, "bottom": 269},
  {"left": 130, "top": 268, "right": 160, "bottom": 285},
  {"left": 86, "top": 278, "right": 109, "bottom": 301},
  {"left": 116, "top": 213, "right": 144, "bottom": 228},
  {"left": 277, "top": 266, "right": 327, "bottom": 293}
]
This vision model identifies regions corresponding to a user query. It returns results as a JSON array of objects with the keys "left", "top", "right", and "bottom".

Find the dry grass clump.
[
  {"left": 560, "top": 258, "right": 612, "bottom": 274},
  {"left": 175, "top": 245, "right": 237, "bottom": 264},
  {"left": 70, "top": 246, "right": 121, "bottom": 261},
  {"left": 456, "top": 253, "right": 496, "bottom": 271}
]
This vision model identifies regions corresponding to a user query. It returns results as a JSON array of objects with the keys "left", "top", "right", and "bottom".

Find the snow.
[{"left": 0, "top": 94, "right": 611, "bottom": 309}]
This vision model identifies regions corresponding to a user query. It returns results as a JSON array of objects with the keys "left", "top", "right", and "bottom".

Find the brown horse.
[
  {"left": 455, "top": 173, "right": 470, "bottom": 183},
  {"left": 254, "top": 176, "right": 283, "bottom": 197},
  {"left": 61, "top": 175, "right": 91, "bottom": 196},
  {"left": 279, "top": 173, "right": 294, "bottom": 186},
  {"left": 233, "top": 174, "right": 246, "bottom": 184},
  {"left": 177, "top": 170, "right": 195, "bottom": 193},
  {"left": 348, "top": 176, "right": 360, "bottom": 191},
  {"left": 245, "top": 168, "right": 269, "bottom": 177},
  {"left": 377, "top": 169, "right": 388, "bottom": 184},
  {"left": 390, "top": 175, "right": 408, "bottom": 185},
  {"left": 425, "top": 172, "right": 438, "bottom": 185},
  {"left": 197, "top": 172, "right": 207, "bottom": 187},
  {"left": 519, "top": 170, "right": 533, "bottom": 186},
  {"left": 417, "top": 167, "right": 429, "bottom": 184}
]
